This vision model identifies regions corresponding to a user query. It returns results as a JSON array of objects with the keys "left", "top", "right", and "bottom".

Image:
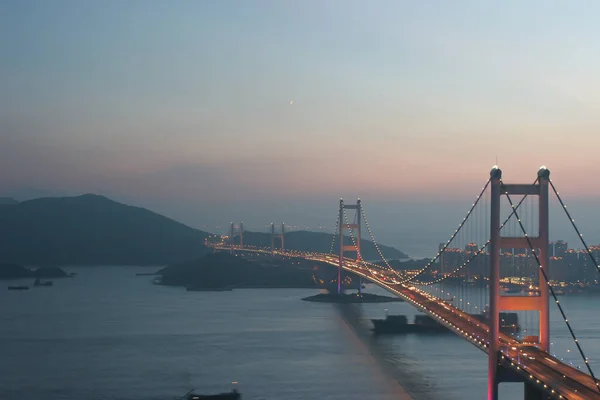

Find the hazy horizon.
[
  {"left": 2, "top": 189, "right": 598, "bottom": 260},
  {"left": 2, "top": 1, "right": 600, "bottom": 257}
]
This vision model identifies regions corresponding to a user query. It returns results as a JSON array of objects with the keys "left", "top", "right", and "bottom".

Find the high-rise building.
[
  {"left": 552, "top": 240, "right": 568, "bottom": 258},
  {"left": 577, "top": 250, "right": 594, "bottom": 282},
  {"left": 549, "top": 256, "right": 566, "bottom": 281},
  {"left": 563, "top": 250, "right": 579, "bottom": 282},
  {"left": 585, "top": 246, "right": 600, "bottom": 282}
]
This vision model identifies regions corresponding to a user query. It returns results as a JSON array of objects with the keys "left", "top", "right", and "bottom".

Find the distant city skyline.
[
  {"left": 2, "top": 1, "right": 600, "bottom": 257},
  {"left": 438, "top": 239, "right": 600, "bottom": 283}
]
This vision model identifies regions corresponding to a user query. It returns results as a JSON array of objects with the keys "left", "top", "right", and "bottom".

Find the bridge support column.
[
  {"left": 538, "top": 169, "right": 550, "bottom": 351},
  {"left": 489, "top": 167, "right": 502, "bottom": 400},
  {"left": 488, "top": 166, "right": 551, "bottom": 400},
  {"left": 338, "top": 200, "right": 343, "bottom": 294},
  {"left": 271, "top": 223, "right": 285, "bottom": 254},
  {"left": 230, "top": 222, "right": 234, "bottom": 254},
  {"left": 229, "top": 222, "right": 244, "bottom": 254},
  {"left": 338, "top": 199, "right": 362, "bottom": 295}
]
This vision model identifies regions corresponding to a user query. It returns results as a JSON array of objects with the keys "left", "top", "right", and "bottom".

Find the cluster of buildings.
[{"left": 438, "top": 240, "right": 600, "bottom": 284}]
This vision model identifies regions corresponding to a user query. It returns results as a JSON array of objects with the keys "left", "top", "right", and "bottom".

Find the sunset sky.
[{"left": 2, "top": 1, "right": 600, "bottom": 256}]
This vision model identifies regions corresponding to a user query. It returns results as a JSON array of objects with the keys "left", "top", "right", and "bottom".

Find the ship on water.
[
  {"left": 371, "top": 313, "right": 450, "bottom": 334},
  {"left": 185, "top": 390, "right": 240, "bottom": 400},
  {"left": 7, "top": 285, "right": 29, "bottom": 291}
]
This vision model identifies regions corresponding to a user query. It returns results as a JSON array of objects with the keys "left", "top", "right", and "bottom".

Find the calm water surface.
[{"left": 1, "top": 267, "right": 599, "bottom": 400}]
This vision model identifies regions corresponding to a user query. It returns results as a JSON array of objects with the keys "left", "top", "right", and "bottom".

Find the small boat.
[
  {"left": 188, "top": 390, "right": 240, "bottom": 400},
  {"left": 8, "top": 286, "right": 29, "bottom": 291},
  {"left": 177, "top": 389, "right": 241, "bottom": 400}
]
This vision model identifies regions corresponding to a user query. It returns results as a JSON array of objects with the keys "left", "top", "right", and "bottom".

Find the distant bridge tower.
[
  {"left": 229, "top": 222, "right": 244, "bottom": 253},
  {"left": 338, "top": 199, "right": 362, "bottom": 295},
  {"left": 488, "top": 166, "right": 550, "bottom": 400},
  {"left": 271, "top": 223, "right": 285, "bottom": 253}
]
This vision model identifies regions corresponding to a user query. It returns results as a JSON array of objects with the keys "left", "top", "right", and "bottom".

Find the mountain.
[
  {"left": 235, "top": 230, "right": 408, "bottom": 260},
  {"left": 0, "top": 194, "right": 210, "bottom": 265},
  {"left": 0, "top": 197, "right": 18, "bottom": 205},
  {"left": 0, "top": 193, "right": 408, "bottom": 266}
]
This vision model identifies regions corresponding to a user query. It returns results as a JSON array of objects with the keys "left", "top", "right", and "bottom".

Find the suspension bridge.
[{"left": 208, "top": 166, "right": 600, "bottom": 400}]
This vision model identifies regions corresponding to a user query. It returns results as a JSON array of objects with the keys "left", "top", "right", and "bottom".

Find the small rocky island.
[
  {"left": 301, "top": 292, "right": 403, "bottom": 303},
  {"left": 155, "top": 252, "right": 405, "bottom": 304},
  {"left": 0, "top": 263, "right": 71, "bottom": 280},
  {"left": 155, "top": 252, "right": 319, "bottom": 290}
]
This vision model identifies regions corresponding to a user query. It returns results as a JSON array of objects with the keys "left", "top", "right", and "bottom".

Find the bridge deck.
[
  {"left": 337, "top": 262, "right": 600, "bottom": 400},
  {"left": 213, "top": 246, "right": 600, "bottom": 399}
]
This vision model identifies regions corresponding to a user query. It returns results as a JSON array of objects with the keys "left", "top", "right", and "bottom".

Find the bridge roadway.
[{"left": 213, "top": 246, "right": 600, "bottom": 399}]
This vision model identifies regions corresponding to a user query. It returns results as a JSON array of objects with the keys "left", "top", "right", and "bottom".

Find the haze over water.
[{"left": 2, "top": 267, "right": 600, "bottom": 400}]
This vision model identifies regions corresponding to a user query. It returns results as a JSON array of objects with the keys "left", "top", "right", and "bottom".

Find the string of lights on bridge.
[
  {"left": 412, "top": 241, "right": 489, "bottom": 285},
  {"left": 340, "top": 200, "right": 406, "bottom": 277},
  {"left": 550, "top": 180, "right": 600, "bottom": 278},
  {"left": 350, "top": 172, "right": 600, "bottom": 394},
  {"left": 392, "top": 178, "right": 491, "bottom": 285},
  {"left": 337, "top": 199, "right": 385, "bottom": 274},
  {"left": 329, "top": 210, "right": 340, "bottom": 255},
  {"left": 360, "top": 204, "right": 395, "bottom": 271},
  {"left": 215, "top": 168, "right": 600, "bottom": 397},
  {"left": 412, "top": 190, "right": 533, "bottom": 286}
]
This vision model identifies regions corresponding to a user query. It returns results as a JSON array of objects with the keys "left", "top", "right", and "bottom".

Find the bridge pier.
[{"left": 488, "top": 166, "right": 551, "bottom": 400}]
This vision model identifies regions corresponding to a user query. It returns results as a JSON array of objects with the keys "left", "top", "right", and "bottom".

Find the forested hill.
[{"left": 0, "top": 194, "right": 210, "bottom": 265}]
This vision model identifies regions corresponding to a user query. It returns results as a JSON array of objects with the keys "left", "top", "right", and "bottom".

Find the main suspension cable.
[
  {"left": 329, "top": 207, "right": 340, "bottom": 255},
  {"left": 361, "top": 204, "right": 395, "bottom": 271},
  {"left": 396, "top": 178, "right": 492, "bottom": 284},
  {"left": 502, "top": 184, "right": 600, "bottom": 391},
  {"left": 414, "top": 189, "right": 532, "bottom": 286},
  {"left": 549, "top": 180, "right": 600, "bottom": 278}
]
